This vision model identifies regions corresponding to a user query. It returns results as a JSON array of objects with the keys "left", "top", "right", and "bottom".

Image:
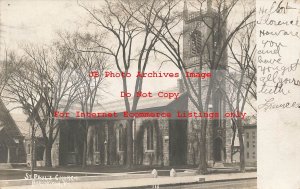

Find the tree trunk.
[
  {"left": 231, "top": 120, "right": 237, "bottom": 163},
  {"left": 82, "top": 125, "right": 88, "bottom": 168},
  {"left": 237, "top": 118, "right": 245, "bottom": 172},
  {"left": 82, "top": 139, "right": 87, "bottom": 168},
  {"left": 30, "top": 123, "right": 35, "bottom": 176},
  {"left": 126, "top": 119, "right": 133, "bottom": 168},
  {"left": 198, "top": 119, "right": 208, "bottom": 174},
  {"left": 198, "top": 140, "right": 207, "bottom": 174},
  {"left": 44, "top": 143, "right": 52, "bottom": 167},
  {"left": 87, "top": 126, "right": 94, "bottom": 165}
]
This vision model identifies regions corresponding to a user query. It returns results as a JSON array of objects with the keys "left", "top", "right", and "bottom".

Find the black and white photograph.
[{"left": 0, "top": 0, "right": 299, "bottom": 188}]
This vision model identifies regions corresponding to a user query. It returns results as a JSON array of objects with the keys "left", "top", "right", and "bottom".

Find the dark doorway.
[
  {"left": 169, "top": 119, "right": 187, "bottom": 165},
  {"left": 213, "top": 137, "right": 223, "bottom": 162}
]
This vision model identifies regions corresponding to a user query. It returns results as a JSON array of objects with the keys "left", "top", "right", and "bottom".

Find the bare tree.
[
  {"left": 143, "top": 0, "right": 255, "bottom": 173},
  {"left": 59, "top": 32, "right": 109, "bottom": 167},
  {"left": 220, "top": 21, "right": 256, "bottom": 172},
  {"left": 78, "top": 0, "right": 168, "bottom": 167},
  {"left": 0, "top": 50, "right": 15, "bottom": 96},
  {"left": 3, "top": 43, "right": 80, "bottom": 167}
]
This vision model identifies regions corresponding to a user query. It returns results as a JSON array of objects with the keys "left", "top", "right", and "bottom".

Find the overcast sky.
[
  {"left": 0, "top": 0, "right": 184, "bottom": 101},
  {"left": 0, "top": 0, "right": 255, "bottom": 120}
]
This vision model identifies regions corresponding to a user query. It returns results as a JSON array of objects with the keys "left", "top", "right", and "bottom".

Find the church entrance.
[
  {"left": 213, "top": 137, "right": 223, "bottom": 162},
  {"left": 169, "top": 119, "right": 187, "bottom": 165}
]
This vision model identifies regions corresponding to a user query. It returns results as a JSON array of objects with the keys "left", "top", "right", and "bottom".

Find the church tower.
[{"left": 183, "top": 0, "right": 231, "bottom": 165}]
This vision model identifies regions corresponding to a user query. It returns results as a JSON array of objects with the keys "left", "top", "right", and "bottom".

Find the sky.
[
  {"left": 0, "top": 0, "right": 181, "bottom": 100},
  {"left": 0, "top": 0, "right": 255, "bottom": 122}
]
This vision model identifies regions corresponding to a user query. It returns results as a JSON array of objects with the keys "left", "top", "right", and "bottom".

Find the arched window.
[
  {"left": 27, "top": 144, "right": 31, "bottom": 154},
  {"left": 118, "top": 124, "right": 125, "bottom": 151},
  {"left": 68, "top": 131, "right": 75, "bottom": 152},
  {"left": 95, "top": 129, "right": 100, "bottom": 152},
  {"left": 190, "top": 29, "right": 202, "bottom": 56},
  {"left": 147, "top": 124, "right": 154, "bottom": 150}
]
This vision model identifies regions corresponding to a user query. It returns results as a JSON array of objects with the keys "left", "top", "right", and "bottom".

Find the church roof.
[
  {"left": 58, "top": 86, "right": 186, "bottom": 118},
  {"left": 0, "top": 98, "right": 24, "bottom": 142},
  {"left": 10, "top": 112, "right": 31, "bottom": 137}
]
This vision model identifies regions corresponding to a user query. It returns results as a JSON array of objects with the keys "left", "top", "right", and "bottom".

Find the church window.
[
  {"left": 27, "top": 144, "right": 31, "bottom": 154},
  {"left": 190, "top": 29, "right": 202, "bottom": 56},
  {"left": 147, "top": 125, "right": 154, "bottom": 150},
  {"left": 118, "top": 124, "right": 125, "bottom": 151},
  {"left": 68, "top": 131, "right": 75, "bottom": 152},
  {"left": 95, "top": 129, "right": 100, "bottom": 152}
]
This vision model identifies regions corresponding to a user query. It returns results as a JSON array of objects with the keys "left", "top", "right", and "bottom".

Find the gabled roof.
[
  {"left": 0, "top": 98, "right": 24, "bottom": 141},
  {"left": 10, "top": 112, "right": 31, "bottom": 137}
]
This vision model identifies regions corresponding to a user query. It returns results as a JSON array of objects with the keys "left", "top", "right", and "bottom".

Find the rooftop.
[{"left": 59, "top": 86, "right": 183, "bottom": 118}]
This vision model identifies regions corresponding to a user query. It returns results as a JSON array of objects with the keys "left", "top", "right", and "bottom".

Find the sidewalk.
[{"left": 1, "top": 172, "right": 257, "bottom": 189}]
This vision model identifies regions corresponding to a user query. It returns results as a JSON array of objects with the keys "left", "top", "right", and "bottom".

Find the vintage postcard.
[{"left": 0, "top": 0, "right": 299, "bottom": 188}]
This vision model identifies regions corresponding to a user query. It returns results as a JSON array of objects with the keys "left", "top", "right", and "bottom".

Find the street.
[
  {"left": 161, "top": 179, "right": 256, "bottom": 189},
  {"left": 129, "top": 179, "right": 257, "bottom": 189}
]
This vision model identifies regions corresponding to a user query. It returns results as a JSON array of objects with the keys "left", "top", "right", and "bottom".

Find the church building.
[{"left": 26, "top": 0, "right": 238, "bottom": 168}]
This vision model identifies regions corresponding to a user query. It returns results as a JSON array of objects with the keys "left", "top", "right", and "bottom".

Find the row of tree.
[
  {"left": 0, "top": 0, "right": 256, "bottom": 174},
  {"left": 0, "top": 33, "right": 108, "bottom": 168},
  {"left": 80, "top": 0, "right": 255, "bottom": 173}
]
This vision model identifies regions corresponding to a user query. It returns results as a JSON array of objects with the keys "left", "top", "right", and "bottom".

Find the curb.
[
  {"left": 0, "top": 172, "right": 257, "bottom": 188},
  {"left": 118, "top": 177, "right": 257, "bottom": 189}
]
